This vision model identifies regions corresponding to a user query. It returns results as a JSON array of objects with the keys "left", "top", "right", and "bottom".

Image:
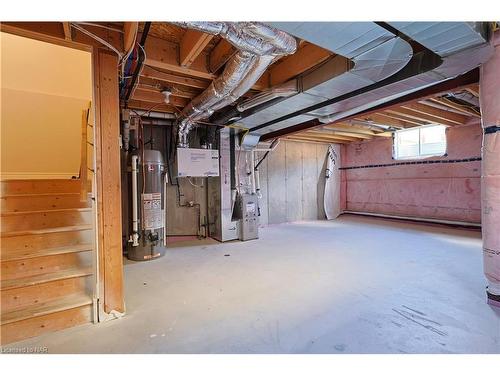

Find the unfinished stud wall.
[{"left": 341, "top": 120, "right": 482, "bottom": 223}]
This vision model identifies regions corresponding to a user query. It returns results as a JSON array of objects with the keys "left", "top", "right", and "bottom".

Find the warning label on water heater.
[{"left": 142, "top": 193, "right": 163, "bottom": 230}]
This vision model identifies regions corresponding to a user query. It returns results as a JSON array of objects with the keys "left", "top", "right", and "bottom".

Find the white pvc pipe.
[
  {"left": 254, "top": 165, "right": 262, "bottom": 199},
  {"left": 250, "top": 151, "right": 256, "bottom": 195},
  {"left": 163, "top": 172, "right": 168, "bottom": 247},
  {"left": 130, "top": 155, "right": 139, "bottom": 247},
  {"left": 343, "top": 210, "right": 481, "bottom": 228}
]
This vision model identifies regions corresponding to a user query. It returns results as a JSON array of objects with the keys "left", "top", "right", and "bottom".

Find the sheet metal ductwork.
[
  {"left": 224, "top": 22, "right": 413, "bottom": 133},
  {"left": 173, "top": 22, "right": 297, "bottom": 147},
  {"left": 227, "top": 22, "right": 491, "bottom": 137}
]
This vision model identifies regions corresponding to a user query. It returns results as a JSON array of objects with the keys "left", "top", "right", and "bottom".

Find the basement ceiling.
[{"left": 0, "top": 21, "right": 488, "bottom": 145}]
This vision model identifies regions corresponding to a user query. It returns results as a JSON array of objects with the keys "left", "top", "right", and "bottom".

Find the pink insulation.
[
  {"left": 480, "top": 34, "right": 500, "bottom": 301},
  {"left": 341, "top": 122, "right": 482, "bottom": 223}
]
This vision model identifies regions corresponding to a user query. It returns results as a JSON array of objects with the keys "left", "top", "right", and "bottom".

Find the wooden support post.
[{"left": 93, "top": 49, "right": 124, "bottom": 315}]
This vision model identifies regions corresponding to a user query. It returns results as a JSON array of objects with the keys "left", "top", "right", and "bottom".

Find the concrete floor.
[{"left": 5, "top": 215, "right": 500, "bottom": 353}]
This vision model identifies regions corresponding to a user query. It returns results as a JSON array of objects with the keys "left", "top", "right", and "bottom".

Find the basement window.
[{"left": 393, "top": 124, "right": 447, "bottom": 160}]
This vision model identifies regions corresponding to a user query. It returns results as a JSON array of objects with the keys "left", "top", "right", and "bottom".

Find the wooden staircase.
[{"left": 1, "top": 179, "right": 95, "bottom": 345}]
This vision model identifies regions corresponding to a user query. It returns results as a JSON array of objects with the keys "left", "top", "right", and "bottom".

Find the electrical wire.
[
  {"left": 187, "top": 177, "right": 204, "bottom": 188},
  {"left": 71, "top": 23, "right": 123, "bottom": 59}
]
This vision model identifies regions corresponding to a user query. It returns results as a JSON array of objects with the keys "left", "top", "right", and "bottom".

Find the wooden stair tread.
[
  {"left": 1, "top": 293, "right": 92, "bottom": 325},
  {"left": 1, "top": 207, "right": 92, "bottom": 217},
  {"left": 1, "top": 224, "right": 92, "bottom": 237},
  {"left": 1, "top": 243, "right": 93, "bottom": 261},
  {"left": 0, "top": 267, "right": 93, "bottom": 290}
]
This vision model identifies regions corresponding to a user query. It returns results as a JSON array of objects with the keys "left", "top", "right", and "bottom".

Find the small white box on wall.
[{"left": 176, "top": 148, "right": 220, "bottom": 177}]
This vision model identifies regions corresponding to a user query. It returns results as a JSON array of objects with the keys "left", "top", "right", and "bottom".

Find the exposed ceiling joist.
[
  {"left": 359, "top": 114, "right": 413, "bottom": 128},
  {"left": 180, "top": 30, "right": 213, "bottom": 67},
  {"left": 304, "top": 131, "right": 362, "bottom": 142},
  {"left": 209, "top": 39, "right": 235, "bottom": 73},
  {"left": 384, "top": 107, "right": 461, "bottom": 127},
  {"left": 323, "top": 123, "right": 391, "bottom": 137},
  {"left": 131, "top": 88, "right": 189, "bottom": 107},
  {"left": 127, "top": 99, "right": 178, "bottom": 114},
  {"left": 286, "top": 134, "right": 350, "bottom": 144},
  {"left": 141, "top": 66, "right": 209, "bottom": 90},
  {"left": 428, "top": 97, "right": 481, "bottom": 118},
  {"left": 268, "top": 42, "right": 332, "bottom": 86},
  {"left": 0, "top": 22, "right": 122, "bottom": 52},
  {"left": 380, "top": 111, "right": 428, "bottom": 126},
  {"left": 136, "top": 80, "right": 199, "bottom": 99},
  {"left": 144, "top": 35, "right": 216, "bottom": 80},
  {"left": 400, "top": 102, "right": 469, "bottom": 124},
  {"left": 321, "top": 130, "right": 374, "bottom": 140}
]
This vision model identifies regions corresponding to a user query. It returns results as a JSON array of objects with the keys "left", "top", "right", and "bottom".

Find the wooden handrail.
[{"left": 79, "top": 104, "right": 91, "bottom": 202}]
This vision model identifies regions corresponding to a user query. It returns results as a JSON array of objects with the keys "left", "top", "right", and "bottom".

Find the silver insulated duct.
[
  {"left": 228, "top": 22, "right": 491, "bottom": 137},
  {"left": 174, "top": 22, "right": 297, "bottom": 147},
  {"left": 234, "top": 22, "right": 413, "bottom": 133}
]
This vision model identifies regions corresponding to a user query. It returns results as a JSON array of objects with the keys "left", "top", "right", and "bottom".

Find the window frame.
[{"left": 392, "top": 124, "right": 448, "bottom": 160}]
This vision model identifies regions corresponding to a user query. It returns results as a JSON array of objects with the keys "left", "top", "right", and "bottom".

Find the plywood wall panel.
[
  {"left": 285, "top": 141, "right": 303, "bottom": 222},
  {"left": 302, "top": 142, "right": 318, "bottom": 220},
  {"left": 267, "top": 141, "right": 287, "bottom": 224},
  {"left": 257, "top": 154, "right": 269, "bottom": 226}
]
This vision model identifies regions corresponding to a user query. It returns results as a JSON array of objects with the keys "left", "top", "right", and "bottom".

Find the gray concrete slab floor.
[{"left": 4, "top": 215, "right": 500, "bottom": 353}]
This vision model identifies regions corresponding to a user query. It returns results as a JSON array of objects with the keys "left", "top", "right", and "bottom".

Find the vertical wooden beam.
[
  {"left": 93, "top": 49, "right": 124, "bottom": 315},
  {"left": 62, "top": 22, "right": 72, "bottom": 41},
  {"left": 180, "top": 29, "right": 213, "bottom": 67}
]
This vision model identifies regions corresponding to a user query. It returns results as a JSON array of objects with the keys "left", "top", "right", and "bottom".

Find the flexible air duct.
[{"left": 173, "top": 22, "right": 297, "bottom": 147}]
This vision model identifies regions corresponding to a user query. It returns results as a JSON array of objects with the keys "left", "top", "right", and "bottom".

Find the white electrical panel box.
[{"left": 176, "top": 148, "right": 220, "bottom": 177}]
